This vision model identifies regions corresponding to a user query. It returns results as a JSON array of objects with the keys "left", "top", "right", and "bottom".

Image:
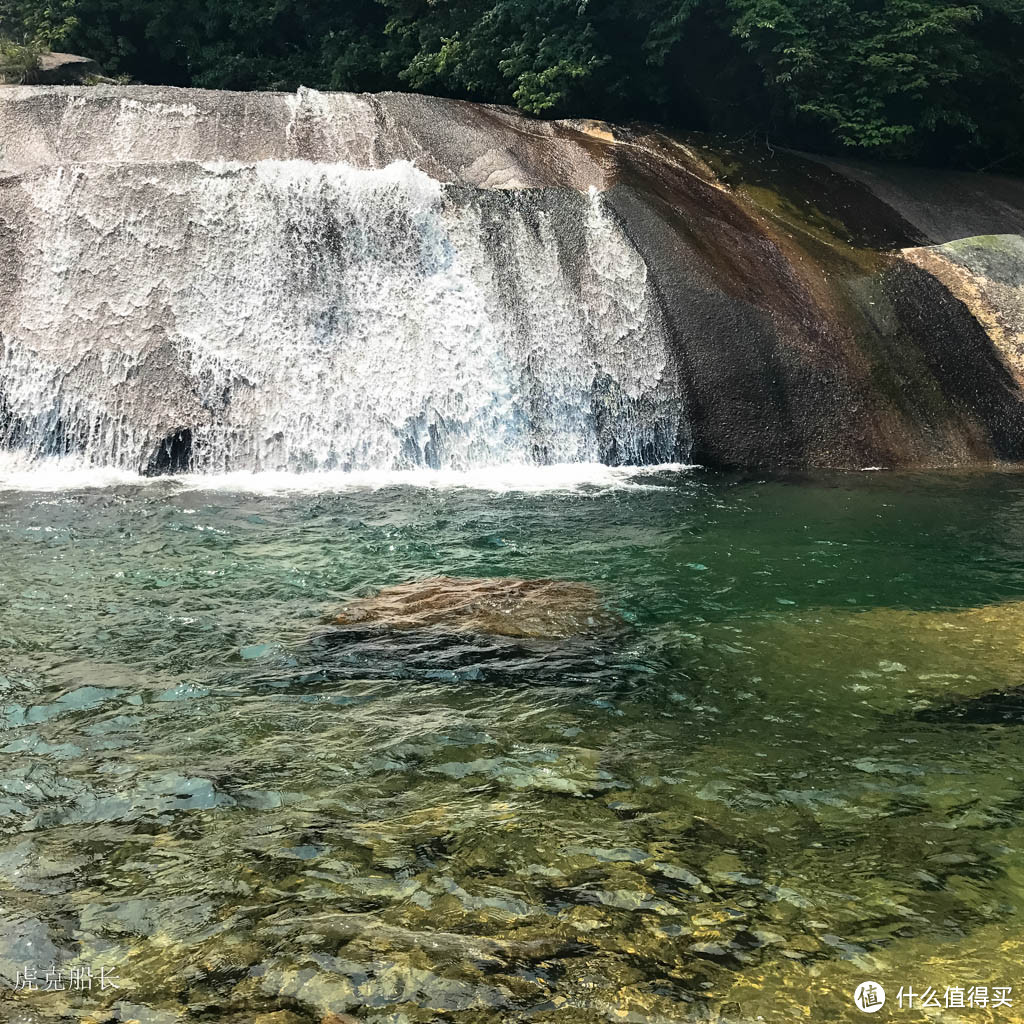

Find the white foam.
[
  {"left": 0, "top": 455, "right": 695, "bottom": 495},
  {"left": 2, "top": 159, "right": 685, "bottom": 474}
]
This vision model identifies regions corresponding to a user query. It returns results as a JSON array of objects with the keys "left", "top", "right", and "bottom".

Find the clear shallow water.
[{"left": 4, "top": 468, "right": 1024, "bottom": 1023}]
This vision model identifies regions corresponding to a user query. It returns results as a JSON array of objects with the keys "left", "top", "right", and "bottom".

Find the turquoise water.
[{"left": 3, "top": 468, "right": 1024, "bottom": 1023}]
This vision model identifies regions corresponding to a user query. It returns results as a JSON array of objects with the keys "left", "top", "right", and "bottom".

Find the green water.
[{"left": 4, "top": 468, "right": 1024, "bottom": 1024}]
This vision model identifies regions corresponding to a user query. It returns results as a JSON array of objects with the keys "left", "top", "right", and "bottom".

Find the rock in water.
[{"left": 330, "top": 576, "right": 622, "bottom": 639}]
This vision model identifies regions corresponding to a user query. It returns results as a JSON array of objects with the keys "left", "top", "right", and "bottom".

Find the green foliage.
[
  {"left": 728, "top": 0, "right": 983, "bottom": 151},
  {"left": 0, "top": 0, "right": 77, "bottom": 47},
  {"left": 2, "top": 0, "right": 1021, "bottom": 171},
  {"left": 0, "top": 35, "right": 40, "bottom": 82}
]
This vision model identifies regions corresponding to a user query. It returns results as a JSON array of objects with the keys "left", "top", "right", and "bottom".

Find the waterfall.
[{"left": 0, "top": 109, "right": 687, "bottom": 474}]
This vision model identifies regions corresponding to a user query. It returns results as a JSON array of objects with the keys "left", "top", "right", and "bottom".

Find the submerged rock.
[
  {"left": 0, "top": 914, "right": 66, "bottom": 987},
  {"left": 330, "top": 576, "right": 622, "bottom": 639},
  {"left": 854, "top": 600, "right": 1024, "bottom": 674},
  {"left": 744, "top": 597, "right": 1024, "bottom": 716}
]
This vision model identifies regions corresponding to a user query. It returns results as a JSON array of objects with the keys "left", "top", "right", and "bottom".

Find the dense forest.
[{"left": 3, "top": 0, "right": 1023, "bottom": 171}]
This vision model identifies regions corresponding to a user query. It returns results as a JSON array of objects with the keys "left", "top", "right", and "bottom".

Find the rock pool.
[{"left": 3, "top": 467, "right": 1024, "bottom": 1023}]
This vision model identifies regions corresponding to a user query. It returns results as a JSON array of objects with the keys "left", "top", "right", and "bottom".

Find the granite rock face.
[
  {"left": 903, "top": 236, "right": 1024, "bottom": 385},
  {"left": 0, "top": 84, "right": 1022, "bottom": 472}
]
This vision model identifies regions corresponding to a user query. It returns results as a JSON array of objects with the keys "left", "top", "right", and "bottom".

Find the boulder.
[
  {"left": 32, "top": 52, "right": 100, "bottom": 85},
  {"left": 330, "top": 576, "right": 622, "bottom": 639}
]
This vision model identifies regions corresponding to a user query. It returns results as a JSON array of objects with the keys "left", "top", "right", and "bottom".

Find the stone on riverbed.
[{"left": 330, "top": 576, "right": 622, "bottom": 639}]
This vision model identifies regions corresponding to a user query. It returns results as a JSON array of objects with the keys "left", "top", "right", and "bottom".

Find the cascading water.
[{"left": 0, "top": 98, "right": 688, "bottom": 476}]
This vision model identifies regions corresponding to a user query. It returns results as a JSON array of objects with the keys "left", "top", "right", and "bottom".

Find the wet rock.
[
  {"left": 899, "top": 237, "right": 1024, "bottom": 457},
  {"left": 0, "top": 915, "right": 66, "bottom": 987},
  {"left": 330, "top": 576, "right": 622, "bottom": 639},
  {"left": 114, "top": 1003, "right": 183, "bottom": 1024},
  {"left": 886, "top": 242, "right": 1024, "bottom": 460},
  {"left": 143, "top": 428, "right": 193, "bottom": 476},
  {"left": 253, "top": 1013, "right": 307, "bottom": 1024},
  {"left": 3, "top": 84, "right": 1024, "bottom": 470},
  {"left": 260, "top": 956, "right": 509, "bottom": 1016},
  {"left": 4, "top": 85, "right": 1024, "bottom": 470}
]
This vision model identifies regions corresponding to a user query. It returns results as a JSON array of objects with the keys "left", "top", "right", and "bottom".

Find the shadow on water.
[
  {"left": 915, "top": 687, "right": 1024, "bottom": 726},
  {"left": 296, "top": 625, "right": 644, "bottom": 689}
]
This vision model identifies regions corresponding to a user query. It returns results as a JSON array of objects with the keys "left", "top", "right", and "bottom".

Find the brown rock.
[
  {"left": 33, "top": 51, "right": 101, "bottom": 84},
  {"left": 330, "top": 576, "right": 622, "bottom": 639},
  {"left": 321, "top": 1014, "right": 360, "bottom": 1024}
]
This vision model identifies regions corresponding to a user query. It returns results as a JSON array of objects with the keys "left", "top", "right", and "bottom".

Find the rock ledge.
[{"left": 32, "top": 52, "right": 100, "bottom": 85}]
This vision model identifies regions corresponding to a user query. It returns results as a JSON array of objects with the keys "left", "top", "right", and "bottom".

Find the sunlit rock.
[
  {"left": 252, "top": 1013, "right": 306, "bottom": 1024},
  {"left": 42, "top": 52, "right": 101, "bottom": 82},
  {"left": 903, "top": 235, "right": 1024, "bottom": 385},
  {"left": 330, "top": 576, "right": 623, "bottom": 639}
]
